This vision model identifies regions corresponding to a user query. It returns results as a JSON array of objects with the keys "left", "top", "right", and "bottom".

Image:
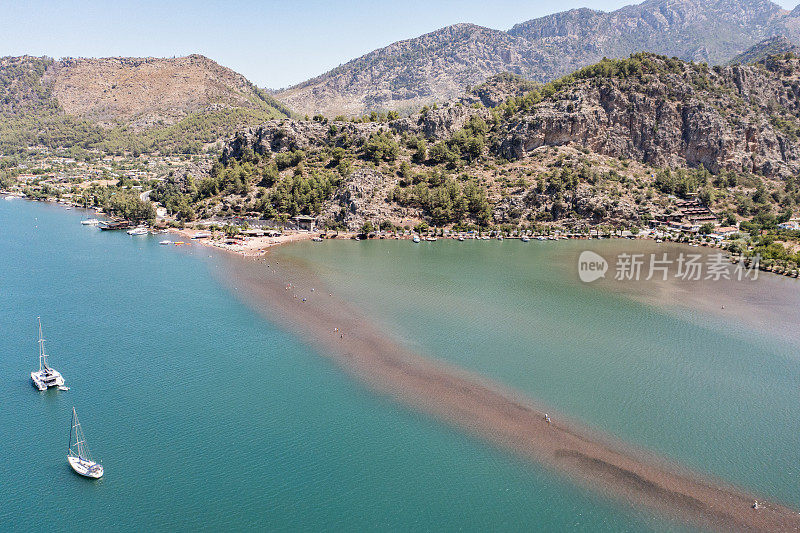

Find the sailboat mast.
[
  {"left": 68, "top": 407, "right": 76, "bottom": 454},
  {"left": 37, "top": 316, "right": 47, "bottom": 371}
]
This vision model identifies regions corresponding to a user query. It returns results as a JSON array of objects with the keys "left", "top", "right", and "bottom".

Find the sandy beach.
[
  {"left": 167, "top": 227, "right": 320, "bottom": 256},
  {"left": 217, "top": 250, "right": 800, "bottom": 533}
]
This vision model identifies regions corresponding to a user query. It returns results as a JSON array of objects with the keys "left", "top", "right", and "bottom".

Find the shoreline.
[
  {"left": 218, "top": 249, "right": 800, "bottom": 532},
  {"left": 6, "top": 190, "right": 800, "bottom": 282}
]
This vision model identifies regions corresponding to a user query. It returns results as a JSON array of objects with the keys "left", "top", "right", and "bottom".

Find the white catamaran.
[
  {"left": 67, "top": 407, "right": 104, "bottom": 478},
  {"left": 30, "top": 317, "right": 66, "bottom": 391}
]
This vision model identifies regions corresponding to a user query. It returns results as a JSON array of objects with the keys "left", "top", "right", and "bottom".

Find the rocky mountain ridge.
[{"left": 275, "top": 0, "right": 800, "bottom": 117}]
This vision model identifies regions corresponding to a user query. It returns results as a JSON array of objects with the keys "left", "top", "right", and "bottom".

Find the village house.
[
  {"left": 293, "top": 215, "right": 316, "bottom": 232},
  {"left": 714, "top": 226, "right": 739, "bottom": 237}
]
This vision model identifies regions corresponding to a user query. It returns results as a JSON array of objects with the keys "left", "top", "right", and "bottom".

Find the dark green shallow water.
[
  {"left": 2, "top": 199, "right": 796, "bottom": 531},
  {"left": 275, "top": 239, "right": 800, "bottom": 520}
]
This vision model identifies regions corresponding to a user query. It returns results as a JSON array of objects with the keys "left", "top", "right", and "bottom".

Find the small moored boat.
[
  {"left": 81, "top": 218, "right": 100, "bottom": 226},
  {"left": 99, "top": 221, "right": 131, "bottom": 231},
  {"left": 67, "top": 407, "right": 103, "bottom": 479},
  {"left": 127, "top": 226, "right": 148, "bottom": 235},
  {"left": 412, "top": 235, "right": 420, "bottom": 243}
]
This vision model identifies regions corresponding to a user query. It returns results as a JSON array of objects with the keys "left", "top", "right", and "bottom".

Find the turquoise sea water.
[
  {"left": 1, "top": 200, "right": 683, "bottom": 532},
  {"left": 5, "top": 201, "right": 800, "bottom": 531}
]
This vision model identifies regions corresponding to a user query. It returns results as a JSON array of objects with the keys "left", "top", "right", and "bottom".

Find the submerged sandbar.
[{"left": 219, "top": 251, "right": 800, "bottom": 532}]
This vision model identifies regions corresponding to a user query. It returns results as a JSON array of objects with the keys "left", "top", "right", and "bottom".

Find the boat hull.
[
  {"left": 68, "top": 455, "right": 103, "bottom": 478},
  {"left": 31, "top": 370, "right": 64, "bottom": 391}
]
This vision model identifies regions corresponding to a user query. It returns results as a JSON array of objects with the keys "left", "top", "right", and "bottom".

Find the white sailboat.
[
  {"left": 81, "top": 218, "right": 100, "bottom": 226},
  {"left": 30, "top": 317, "right": 65, "bottom": 391},
  {"left": 67, "top": 407, "right": 104, "bottom": 479}
]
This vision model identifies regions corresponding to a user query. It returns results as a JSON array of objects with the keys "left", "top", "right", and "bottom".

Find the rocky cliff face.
[
  {"left": 319, "top": 168, "right": 405, "bottom": 229},
  {"left": 494, "top": 55, "right": 800, "bottom": 179},
  {"left": 274, "top": 0, "right": 799, "bottom": 117},
  {"left": 460, "top": 73, "right": 539, "bottom": 108},
  {"left": 222, "top": 103, "right": 488, "bottom": 163},
  {"left": 221, "top": 119, "right": 386, "bottom": 163},
  {"left": 243, "top": 54, "right": 800, "bottom": 180}
]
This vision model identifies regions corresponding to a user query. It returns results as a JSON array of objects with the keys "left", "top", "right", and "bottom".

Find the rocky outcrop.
[
  {"left": 214, "top": 54, "right": 800, "bottom": 231},
  {"left": 319, "top": 168, "right": 407, "bottom": 229},
  {"left": 494, "top": 55, "right": 800, "bottom": 178},
  {"left": 460, "top": 73, "right": 539, "bottom": 108},
  {"left": 221, "top": 119, "right": 389, "bottom": 163},
  {"left": 222, "top": 103, "right": 490, "bottom": 164},
  {"left": 391, "top": 104, "right": 489, "bottom": 140}
]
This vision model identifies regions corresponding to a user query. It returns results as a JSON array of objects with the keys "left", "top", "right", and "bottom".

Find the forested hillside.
[{"left": 152, "top": 53, "right": 800, "bottom": 235}]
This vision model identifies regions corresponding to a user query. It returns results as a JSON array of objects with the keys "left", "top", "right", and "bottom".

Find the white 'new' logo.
[{"left": 578, "top": 251, "right": 608, "bottom": 283}]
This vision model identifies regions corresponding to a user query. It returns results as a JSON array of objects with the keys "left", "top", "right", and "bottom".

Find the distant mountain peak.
[{"left": 274, "top": 0, "right": 800, "bottom": 117}]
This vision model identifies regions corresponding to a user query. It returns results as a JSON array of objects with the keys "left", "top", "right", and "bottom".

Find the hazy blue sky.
[{"left": 1, "top": 0, "right": 797, "bottom": 88}]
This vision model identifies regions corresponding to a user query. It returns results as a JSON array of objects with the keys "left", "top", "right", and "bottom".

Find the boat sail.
[
  {"left": 67, "top": 407, "right": 104, "bottom": 478},
  {"left": 30, "top": 317, "right": 65, "bottom": 391}
]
